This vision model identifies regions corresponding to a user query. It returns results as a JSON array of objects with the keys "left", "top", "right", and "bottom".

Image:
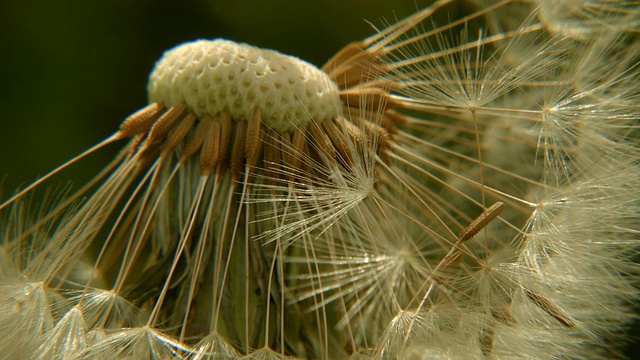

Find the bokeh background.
[{"left": 1, "top": 0, "right": 637, "bottom": 356}]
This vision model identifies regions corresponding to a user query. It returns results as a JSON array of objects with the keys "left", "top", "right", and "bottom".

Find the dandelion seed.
[
  {"left": 1, "top": 0, "right": 639, "bottom": 359},
  {"left": 523, "top": 288, "right": 574, "bottom": 328},
  {"left": 456, "top": 201, "right": 504, "bottom": 243}
]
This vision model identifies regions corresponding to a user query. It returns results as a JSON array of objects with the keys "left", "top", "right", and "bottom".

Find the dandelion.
[{"left": 1, "top": 0, "right": 639, "bottom": 359}]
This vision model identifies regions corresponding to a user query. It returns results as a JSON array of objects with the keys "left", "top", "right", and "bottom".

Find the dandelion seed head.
[
  {"left": 1, "top": 1, "right": 639, "bottom": 358},
  {"left": 147, "top": 39, "right": 342, "bottom": 133}
]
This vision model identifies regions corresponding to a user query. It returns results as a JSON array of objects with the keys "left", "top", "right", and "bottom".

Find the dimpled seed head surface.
[{"left": 147, "top": 39, "right": 342, "bottom": 133}]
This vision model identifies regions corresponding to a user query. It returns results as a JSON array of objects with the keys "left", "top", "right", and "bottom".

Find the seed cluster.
[{"left": 1, "top": 1, "right": 639, "bottom": 359}]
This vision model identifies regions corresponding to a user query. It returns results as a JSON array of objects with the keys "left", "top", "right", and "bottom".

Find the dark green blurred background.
[
  {"left": 0, "top": 0, "right": 431, "bottom": 194},
  {"left": 0, "top": 0, "right": 637, "bottom": 356}
]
